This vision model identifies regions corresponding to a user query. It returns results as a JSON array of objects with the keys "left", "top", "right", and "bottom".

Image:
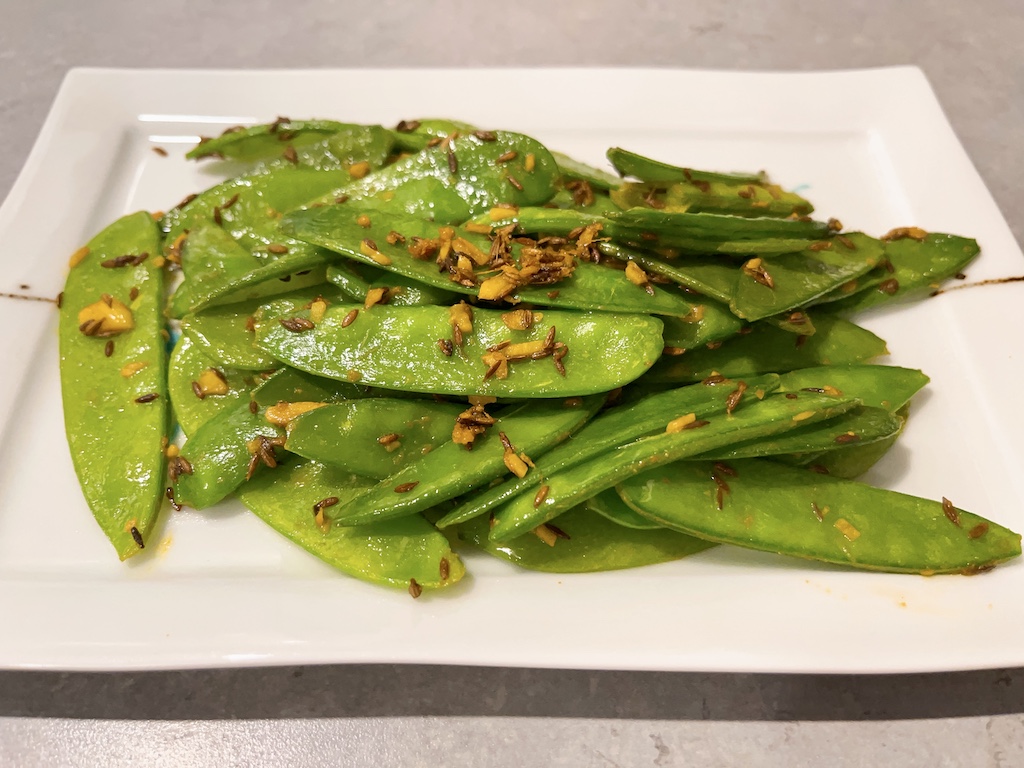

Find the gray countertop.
[{"left": 2, "top": 1, "right": 1023, "bottom": 765}]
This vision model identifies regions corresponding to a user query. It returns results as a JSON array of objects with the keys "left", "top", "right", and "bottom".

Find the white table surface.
[{"left": 1, "top": 1, "right": 1023, "bottom": 765}]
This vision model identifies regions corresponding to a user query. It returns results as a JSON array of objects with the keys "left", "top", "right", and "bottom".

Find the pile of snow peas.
[{"left": 58, "top": 117, "right": 1021, "bottom": 595}]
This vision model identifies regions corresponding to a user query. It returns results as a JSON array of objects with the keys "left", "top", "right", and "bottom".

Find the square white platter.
[{"left": 0, "top": 67, "right": 1022, "bottom": 673}]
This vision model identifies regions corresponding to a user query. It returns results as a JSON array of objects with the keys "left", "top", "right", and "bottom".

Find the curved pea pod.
[
  {"left": 618, "top": 459, "right": 1021, "bottom": 574},
  {"left": 169, "top": 221, "right": 330, "bottom": 317},
  {"left": 660, "top": 302, "right": 743, "bottom": 350},
  {"left": 488, "top": 391, "right": 859, "bottom": 543},
  {"left": 254, "top": 303, "right": 664, "bottom": 397},
  {"left": 585, "top": 489, "right": 662, "bottom": 530},
  {"left": 389, "top": 118, "right": 479, "bottom": 152},
  {"left": 728, "top": 234, "right": 883, "bottom": 322},
  {"left": 181, "top": 285, "right": 345, "bottom": 370},
  {"left": 326, "top": 261, "right": 461, "bottom": 307},
  {"left": 644, "top": 313, "right": 888, "bottom": 384},
  {"left": 802, "top": 408, "right": 908, "bottom": 479},
  {"left": 777, "top": 364, "right": 929, "bottom": 412},
  {"left": 550, "top": 151, "right": 622, "bottom": 191},
  {"left": 611, "top": 179, "right": 812, "bottom": 219},
  {"left": 59, "top": 212, "right": 168, "bottom": 560},
  {"left": 186, "top": 119, "right": 353, "bottom": 162},
  {"left": 435, "top": 373, "right": 781, "bottom": 528},
  {"left": 306, "top": 130, "right": 560, "bottom": 224},
  {"left": 236, "top": 458, "right": 465, "bottom": 590},
  {"left": 285, "top": 399, "right": 464, "bottom": 479},
  {"left": 607, "top": 147, "right": 766, "bottom": 186},
  {"left": 828, "top": 232, "right": 980, "bottom": 313},
  {"left": 695, "top": 406, "right": 903, "bottom": 461},
  {"left": 453, "top": 505, "right": 712, "bottom": 573},
  {"left": 285, "top": 207, "right": 703, "bottom": 317},
  {"left": 172, "top": 400, "right": 282, "bottom": 509},
  {"left": 251, "top": 366, "right": 368, "bottom": 407},
  {"left": 168, "top": 334, "right": 253, "bottom": 435},
  {"left": 330, "top": 396, "right": 603, "bottom": 526}
]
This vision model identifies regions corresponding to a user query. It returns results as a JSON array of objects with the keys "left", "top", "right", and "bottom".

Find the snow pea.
[
  {"left": 168, "top": 334, "right": 252, "bottom": 435},
  {"left": 285, "top": 207, "right": 705, "bottom": 317},
  {"left": 828, "top": 233, "right": 980, "bottom": 313},
  {"left": 236, "top": 458, "right": 465, "bottom": 590},
  {"left": 618, "top": 459, "right": 1021, "bottom": 574},
  {"left": 173, "top": 400, "right": 282, "bottom": 509},
  {"left": 331, "top": 396, "right": 604, "bottom": 525},
  {"left": 326, "top": 261, "right": 460, "bottom": 306},
  {"left": 488, "top": 390, "right": 858, "bottom": 542},
  {"left": 776, "top": 364, "right": 929, "bottom": 412},
  {"left": 186, "top": 119, "right": 352, "bottom": 162},
  {"left": 285, "top": 399, "right": 464, "bottom": 479},
  {"left": 58, "top": 212, "right": 168, "bottom": 560},
  {"left": 728, "top": 233, "right": 883, "bottom": 322},
  {"left": 550, "top": 150, "right": 622, "bottom": 191},
  {"left": 251, "top": 366, "right": 368, "bottom": 407},
  {"left": 585, "top": 489, "right": 663, "bottom": 530},
  {"left": 254, "top": 303, "right": 665, "bottom": 397},
  {"left": 307, "top": 130, "right": 560, "bottom": 224},
  {"left": 453, "top": 504, "right": 713, "bottom": 573},
  {"left": 611, "top": 179, "right": 812, "bottom": 219},
  {"left": 660, "top": 302, "right": 744, "bottom": 350},
  {"left": 181, "top": 285, "right": 345, "bottom": 370},
  {"left": 607, "top": 147, "right": 766, "bottom": 186},
  {"left": 436, "top": 374, "right": 781, "bottom": 529},
  {"left": 644, "top": 313, "right": 888, "bottom": 383}
]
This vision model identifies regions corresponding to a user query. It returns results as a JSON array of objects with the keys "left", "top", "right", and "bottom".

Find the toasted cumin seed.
[
  {"left": 447, "top": 147, "right": 458, "bottom": 174},
  {"left": 438, "top": 338, "right": 453, "bottom": 356},
  {"left": 785, "top": 393, "right": 799, "bottom": 400},
  {"left": 280, "top": 316, "right": 315, "bottom": 332},
  {"left": 166, "top": 486, "right": 183, "bottom": 511},
  {"left": 212, "top": 205, "right": 222, "bottom": 226},
  {"left": 152, "top": 146, "right": 168, "bottom": 157},
  {"left": 394, "top": 481, "right": 419, "bottom": 493},
  {"left": 547, "top": 290, "right": 560, "bottom": 299},
  {"left": 267, "top": 243, "right": 289, "bottom": 254},
  {"left": 811, "top": 502, "right": 824, "bottom": 521},
  {"left": 663, "top": 346, "right": 686, "bottom": 356},
  {"left": 104, "top": 340, "right": 114, "bottom": 357},
  {"left": 101, "top": 293, "right": 114, "bottom": 307},
  {"left": 795, "top": 334, "right": 808, "bottom": 349},
  {"left": 507, "top": 175, "right": 524, "bottom": 191},
  {"left": 837, "top": 235, "right": 856, "bottom": 250},
  {"left": 129, "top": 286, "right": 140, "bottom": 301},
  {"left": 135, "top": 393, "right": 159, "bottom": 403},
  {"left": 341, "top": 309, "right": 359, "bottom": 328},
  {"left": 386, "top": 230, "right": 406, "bottom": 245},
  {"left": 834, "top": 433, "right": 861, "bottom": 444},
  {"left": 487, "top": 340, "right": 511, "bottom": 353},
  {"left": 426, "top": 137, "right": 443, "bottom": 148},
  {"left": 725, "top": 381, "right": 747, "bottom": 415},
  {"left": 282, "top": 145, "right": 298, "bottom": 164},
  {"left": 395, "top": 119, "right": 421, "bottom": 133},
  {"left": 483, "top": 359, "right": 503, "bottom": 381},
  {"left": 249, "top": 400, "right": 259, "bottom": 414},
  {"left": 714, "top": 461, "right": 737, "bottom": 478},
  {"left": 440, "top": 557, "right": 450, "bottom": 580},
  {"left": 534, "top": 485, "right": 550, "bottom": 508},
  {"left": 130, "top": 526, "right": 145, "bottom": 548},
  {"left": 702, "top": 374, "right": 727, "bottom": 386},
  {"left": 496, "top": 150, "right": 517, "bottom": 163},
  {"left": 378, "top": 432, "right": 402, "bottom": 446},
  {"left": 191, "top": 380, "right": 205, "bottom": 400},
  {"left": 878, "top": 278, "right": 900, "bottom": 295},
  {"left": 942, "top": 497, "right": 961, "bottom": 527},
  {"left": 56, "top": 291, "right": 64, "bottom": 308},
  {"left": 547, "top": 523, "right": 571, "bottom": 540},
  {"left": 245, "top": 453, "right": 260, "bottom": 481},
  {"left": 473, "top": 130, "right": 497, "bottom": 141},
  {"left": 408, "top": 579, "right": 423, "bottom": 599},
  {"left": 968, "top": 523, "right": 989, "bottom": 539},
  {"left": 313, "top": 496, "right": 339, "bottom": 515}
]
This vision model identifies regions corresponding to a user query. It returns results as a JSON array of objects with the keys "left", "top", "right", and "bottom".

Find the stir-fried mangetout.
[{"left": 57, "top": 116, "right": 1019, "bottom": 592}]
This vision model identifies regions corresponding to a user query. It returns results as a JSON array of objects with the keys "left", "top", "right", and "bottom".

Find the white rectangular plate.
[{"left": 1, "top": 67, "right": 1021, "bottom": 673}]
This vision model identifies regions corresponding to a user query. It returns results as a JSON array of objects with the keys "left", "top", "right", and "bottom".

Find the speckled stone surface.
[{"left": 1, "top": 1, "right": 1023, "bottom": 765}]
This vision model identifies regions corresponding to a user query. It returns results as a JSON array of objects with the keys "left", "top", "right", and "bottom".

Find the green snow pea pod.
[
  {"left": 236, "top": 458, "right": 465, "bottom": 590},
  {"left": 169, "top": 221, "right": 330, "bottom": 317},
  {"left": 251, "top": 366, "right": 369, "bottom": 407},
  {"left": 326, "top": 261, "right": 461, "bottom": 306},
  {"left": 254, "top": 303, "right": 664, "bottom": 397},
  {"left": 611, "top": 179, "right": 812, "bottom": 219},
  {"left": 389, "top": 118, "right": 479, "bottom": 153},
  {"left": 168, "top": 334, "right": 253, "bottom": 435},
  {"left": 285, "top": 399, "right": 464, "bottom": 479},
  {"left": 584, "top": 489, "right": 663, "bottom": 530},
  {"left": 728, "top": 234, "right": 883, "bottom": 322},
  {"left": 331, "top": 396, "right": 604, "bottom": 525},
  {"left": 173, "top": 400, "right": 282, "bottom": 509},
  {"left": 453, "top": 504, "right": 713, "bottom": 573},
  {"left": 181, "top": 285, "right": 345, "bottom": 370},
  {"left": 307, "top": 130, "right": 560, "bottom": 224},
  {"left": 285, "top": 207, "right": 704, "bottom": 317},
  {"left": 644, "top": 313, "right": 888, "bottom": 384},
  {"left": 550, "top": 150, "right": 622, "bottom": 191},
  {"left": 607, "top": 147, "right": 767, "bottom": 186},
  {"left": 799, "top": 410, "right": 908, "bottom": 479},
  {"left": 618, "top": 459, "right": 1021, "bottom": 574},
  {"left": 828, "top": 233, "right": 980, "bottom": 313},
  {"left": 436, "top": 374, "right": 781, "bottom": 528},
  {"left": 186, "top": 119, "right": 353, "bottom": 162},
  {"left": 489, "top": 390, "right": 859, "bottom": 542},
  {"left": 776, "top": 364, "right": 929, "bottom": 412},
  {"left": 695, "top": 405, "right": 902, "bottom": 461},
  {"left": 59, "top": 212, "right": 168, "bottom": 559}
]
